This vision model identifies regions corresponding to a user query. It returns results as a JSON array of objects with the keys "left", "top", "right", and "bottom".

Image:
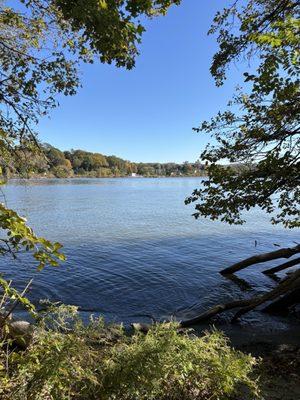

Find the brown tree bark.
[
  {"left": 263, "top": 288, "right": 300, "bottom": 315},
  {"left": 180, "top": 269, "right": 300, "bottom": 326},
  {"left": 231, "top": 270, "right": 300, "bottom": 321},
  {"left": 220, "top": 244, "right": 300, "bottom": 275},
  {"left": 179, "top": 299, "right": 252, "bottom": 327},
  {"left": 262, "top": 257, "right": 300, "bottom": 275}
]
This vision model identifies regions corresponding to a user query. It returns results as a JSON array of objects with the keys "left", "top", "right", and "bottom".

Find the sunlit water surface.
[{"left": 1, "top": 178, "right": 299, "bottom": 336}]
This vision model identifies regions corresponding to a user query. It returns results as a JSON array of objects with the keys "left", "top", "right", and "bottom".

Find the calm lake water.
[{"left": 1, "top": 177, "right": 299, "bottom": 334}]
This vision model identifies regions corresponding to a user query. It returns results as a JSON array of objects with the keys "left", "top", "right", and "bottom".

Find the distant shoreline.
[
  {"left": 4, "top": 143, "right": 207, "bottom": 179},
  {"left": 7, "top": 173, "right": 207, "bottom": 180}
]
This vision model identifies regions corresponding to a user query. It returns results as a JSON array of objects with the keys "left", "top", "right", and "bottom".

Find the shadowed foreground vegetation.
[{"left": 0, "top": 305, "right": 259, "bottom": 400}]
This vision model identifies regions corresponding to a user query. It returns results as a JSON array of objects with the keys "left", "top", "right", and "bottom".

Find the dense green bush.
[{"left": 0, "top": 305, "right": 259, "bottom": 400}]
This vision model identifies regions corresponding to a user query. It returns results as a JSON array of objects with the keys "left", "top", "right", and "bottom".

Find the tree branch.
[{"left": 220, "top": 244, "right": 300, "bottom": 275}]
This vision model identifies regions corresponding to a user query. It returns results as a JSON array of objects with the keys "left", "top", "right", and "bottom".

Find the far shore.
[{"left": 6, "top": 173, "right": 207, "bottom": 180}]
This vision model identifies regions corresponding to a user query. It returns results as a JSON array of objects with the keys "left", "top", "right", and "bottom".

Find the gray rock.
[{"left": 8, "top": 320, "right": 34, "bottom": 348}]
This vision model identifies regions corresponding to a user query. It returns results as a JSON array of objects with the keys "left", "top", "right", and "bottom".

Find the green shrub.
[
  {"left": 103, "top": 327, "right": 259, "bottom": 400},
  {"left": 0, "top": 305, "right": 259, "bottom": 400}
]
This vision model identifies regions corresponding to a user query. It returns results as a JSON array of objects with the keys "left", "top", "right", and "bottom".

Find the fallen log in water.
[
  {"left": 262, "top": 257, "right": 300, "bottom": 275},
  {"left": 231, "top": 270, "right": 300, "bottom": 322},
  {"left": 220, "top": 244, "right": 300, "bottom": 275},
  {"left": 263, "top": 288, "right": 300, "bottom": 315},
  {"left": 5, "top": 245, "right": 300, "bottom": 340},
  {"left": 179, "top": 299, "right": 252, "bottom": 327},
  {"left": 180, "top": 268, "right": 300, "bottom": 327}
]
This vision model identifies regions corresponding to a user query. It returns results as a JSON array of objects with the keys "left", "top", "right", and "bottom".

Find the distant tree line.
[{"left": 3, "top": 143, "right": 207, "bottom": 178}]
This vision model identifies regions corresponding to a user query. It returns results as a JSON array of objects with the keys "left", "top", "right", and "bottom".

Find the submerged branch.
[
  {"left": 221, "top": 244, "right": 300, "bottom": 275},
  {"left": 180, "top": 269, "right": 300, "bottom": 326},
  {"left": 262, "top": 257, "right": 300, "bottom": 275}
]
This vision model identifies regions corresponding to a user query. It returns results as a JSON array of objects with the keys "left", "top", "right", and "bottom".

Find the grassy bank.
[
  {"left": 0, "top": 304, "right": 259, "bottom": 400},
  {"left": 1, "top": 304, "right": 300, "bottom": 399}
]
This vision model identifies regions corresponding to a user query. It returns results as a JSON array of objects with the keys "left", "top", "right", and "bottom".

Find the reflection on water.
[{"left": 1, "top": 178, "right": 299, "bottom": 332}]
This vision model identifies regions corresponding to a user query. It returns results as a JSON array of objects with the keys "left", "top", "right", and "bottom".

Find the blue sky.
[{"left": 39, "top": 0, "right": 241, "bottom": 163}]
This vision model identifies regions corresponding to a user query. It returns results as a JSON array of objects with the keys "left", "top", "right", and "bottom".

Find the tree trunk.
[
  {"left": 220, "top": 244, "right": 300, "bottom": 275},
  {"left": 180, "top": 269, "right": 300, "bottom": 326},
  {"left": 262, "top": 257, "right": 300, "bottom": 275},
  {"left": 263, "top": 287, "right": 300, "bottom": 315},
  {"left": 179, "top": 299, "right": 252, "bottom": 327},
  {"left": 232, "top": 270, "right": 300, "bottom": 321}
]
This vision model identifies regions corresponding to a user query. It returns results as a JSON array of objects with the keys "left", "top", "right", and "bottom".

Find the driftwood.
[
  {"left": 177, "top": 245, "right": 300, "bottom": 327},
  {"left": 223, "top": 274, "right": 253, "bottom": 290},
  {"left": 263, "top": 288, "right": 300, "bottom": 315},
  {"left": 220, "top": 244, "right": 300, "bottom": 275},
  {"left": 231, "top": 269, "right": 300, "bottom": 322},
  {"left": 3, "top": 247, "right": 300, "bottom": 338},
  {"left": 262, "top": 257, "right": 300, "bottom": 275},
  {"left": 179, "top": 299, "right": 252, "bottom": 327},
  {"left": 179, "top": 270, "right": 300, "bottom": 327},
  {"left": 132, "top": 268, "right": 300, "bottom": 330},
  {"left": 132, "top": 247, "right": 300, "bottom": 330}
]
